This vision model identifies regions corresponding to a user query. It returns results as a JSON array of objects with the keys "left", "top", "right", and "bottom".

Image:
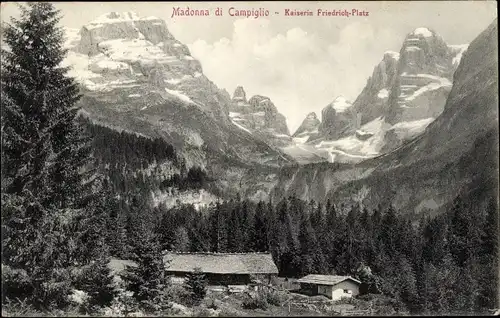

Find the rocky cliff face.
[
  {"left": 66, "top": 12, "right": 230, "bottom": 121},
  {"left": 288, "top": 27, "right": 469, "bottom": 164},
  {"left": 351, "top": 51, "right": 399, "bottom": 126},
  {"left": 317, "top": 96, "right": 355, "bottom": 140},
  {"left": 385, "top": 27, "right": 455, "bottom": 125},
  {"left": 63, "top": 12, "right": 294, "bottom": 197},
  {"left": 227, "top": 86, "right": 291, "bottom": 147},
  {"left": 269, "top": 20, "right": 498, "bottom": 216}
]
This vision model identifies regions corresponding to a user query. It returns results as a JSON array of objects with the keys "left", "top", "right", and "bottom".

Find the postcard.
[{"left": 1, "top": 1, "right": 498, "bottom": 316}]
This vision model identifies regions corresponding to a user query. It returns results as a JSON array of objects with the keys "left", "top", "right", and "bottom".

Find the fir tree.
[
  {"left": 1, "top": 3, "right": 103, "bottom": 309},
  {"left": 121, "top": 228, "right": 170, "bottom": 313}
]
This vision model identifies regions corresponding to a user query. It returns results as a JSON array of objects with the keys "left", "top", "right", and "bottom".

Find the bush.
[
  {"left": 1, "top": 297, "right": 39, "bottom": 317},
  {"left": 1, "top": 265, "right": 33, "bottom": 304},
  {"left": 193, "top": 306, "right": 217, "bottom": 317},
  {"left": 165, "top": 284, "right": 192, "bottom": 307},
  {"left": 357, "top": 293, "right": 407, "bottom": 315},
  {"left": 266, "top": 289, "right": 285, "bottom": 306},
  {"left": 242, "top": 292, "right": 269, "bottom": 310},
  {"left": 102, "top": 289, "right": 139, "bottom": 316}
]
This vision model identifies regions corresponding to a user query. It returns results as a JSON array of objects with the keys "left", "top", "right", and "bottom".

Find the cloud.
[{"left": 189, "top": 19, "right": 398, "bottom": 134}]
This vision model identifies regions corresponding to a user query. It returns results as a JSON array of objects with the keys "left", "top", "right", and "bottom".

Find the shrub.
[
  {"left": 165, "top": 284, "right": 192, "bottom": 307},
  {"left": 1, "top": 297, "right": 38, "bottom": 317},
  {"left": 102, "top": 289, "right": 139, "bottom": 317},
  {"left": 265, "top": 289, "right": 285, "bottom": 306},
  {"left": 242, "top": 292, "right": 269, "bottom": 310},
  {"left": 1, "top": 265, "right": 32, "bottom": 304},
  {"left": 183, "top": 268, "right": 208, "bottom": 306},
  {"left": 193, "top": 306, "right": 216, "bottom": 317}
]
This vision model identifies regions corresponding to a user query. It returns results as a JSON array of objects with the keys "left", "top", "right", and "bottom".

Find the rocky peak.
[
  {"left": 385, "top": 27, "right": 457, "bottom": 125},
  {"left": 399, "top": 27, "right": 451, "bottom": 76},
  {"left": 227, "top": 93, "right": 290, "bottom": 138},
  {"left": 248, "top": 95, "right": 278, "bottom": 113},
  {"left": 349, "top": 51, "right": 399, "bottom": 126},
  {"left": 327, "top": 96, "right": 353, "bottom": 113},
  {"left": 232, "top": 86, "right": 247, "bottom": 104},
  {"left": 318, "top": 96, "right": 355, "bottom": 140},
  {"left": 63, "top": 12, "right": 237, "bottom": 123},
  {"left": 306, "top": 112, "right": 318, "bottom": 120},
  {"left": 293, "top": 112, "right": 320, "bottom": 137}
]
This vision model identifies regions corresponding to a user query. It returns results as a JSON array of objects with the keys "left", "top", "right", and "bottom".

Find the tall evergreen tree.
[
  {"left": 122, "top": 227, "right": 170, "bottom": 313},
  {"left": 1, "top": 3, "right": 104, "bottom": 309}
]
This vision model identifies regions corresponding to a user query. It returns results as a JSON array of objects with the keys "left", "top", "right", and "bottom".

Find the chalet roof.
[
  {"left": 163, "top": 252, "right": 279, "bottom": 275},
  {"left": 297, "top": 274, "right": 361, "bottom": 286}
]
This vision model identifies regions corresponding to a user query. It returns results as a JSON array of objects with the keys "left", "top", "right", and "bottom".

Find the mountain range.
[
  {"left": 270, "top": 20, "right": 498, "bottom": 217},
  {"left": 283, "top": 27, "right": 469, "bottom": 164},
  {"left": 63, "top": 11, "right": 294, "bottom": 199},
  {"left": 63, "top": 12, "right": 498, "bottom": 215}
]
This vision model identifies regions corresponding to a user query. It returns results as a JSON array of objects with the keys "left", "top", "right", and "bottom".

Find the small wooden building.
[
  {"left": 297, "top": 274, "right": 361, "bottom": 300},
  {"left": 163, "top": 252, "right": 279, "bottom": 287}
]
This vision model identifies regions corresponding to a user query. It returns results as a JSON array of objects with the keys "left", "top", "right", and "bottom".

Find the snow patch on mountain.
[
  {"left": 63, "top": 27, "right": 81, "bottom": 48},
  {"left": 388, "top": 117, "right": 434, "bottom": 140},
  {"left": 315, "top": 116, "right": 389, "bottom": 162},
  {"left": 449, "top": 44, "right": 469, "bottom": 66},
  {"left": 328, "top": 96, "right": 352, "bottom": 113},
  {"left": 412, "top": 27, "right": 433, "bottom": 37},
  {"left": 88, "top": 11, "right": 160, "bottom": 27},
  {"left": 231, "top": 120, "right": 252, "bottom": 134},
  {"left": 164, "top": 88, "right": 194, "bottom": 104},
  {"left": 404, "top": 77, "right": 452, "bottom": 101},
  {"left": 377, "top": 88, "right": 389, "bottom": 99},
  {"left": 384, "top": 51, "right": 400, "bottom": 60}
]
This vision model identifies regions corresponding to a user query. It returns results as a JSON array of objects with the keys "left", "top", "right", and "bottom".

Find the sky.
[{"left": 1, "top": 1, "right": 497, "bottom": 133}]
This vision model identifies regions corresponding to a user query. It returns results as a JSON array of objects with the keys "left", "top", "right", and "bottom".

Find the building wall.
[
  {"left": 331, "top": 280, "right": 360, "bottom": 300},
  {"left": 299, "top": 283, "right": 318, "bottom": 296},
  {"left": 166, "top": 272, "right": 253, "bottom": 286},
  {"left": 317, "top": 284, "right": 333, "bottom": 298}
]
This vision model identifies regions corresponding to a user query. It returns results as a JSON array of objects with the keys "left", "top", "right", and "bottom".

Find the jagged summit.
[
  {"left": 292, "top": 111, "right": 321, "bottom": 139},
  {"left": 410, "top": 27, "right": 435, "bottom": 38},
  {"left": 306, "top": 112, "right": 318, "bottom": 120},
  {"left": 88, "top": 11, "right": 160, "bottom": 25},
  {"left": 232, "top": 86, "right": 247, "bottom": 103},
  {"left": 384, "top": 51, "right": 400, "bottom": 60}
]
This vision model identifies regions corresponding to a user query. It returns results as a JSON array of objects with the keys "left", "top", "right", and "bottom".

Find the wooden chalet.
[{"left": 163, "top": 252, "right": 279, "bottom": 286}]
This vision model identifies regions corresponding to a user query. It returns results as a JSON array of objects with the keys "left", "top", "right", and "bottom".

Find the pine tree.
[
  {"left": 183, "top": 267, "right": 207, "bottom": 306},
  {"left": 1, "top": 3, "right": 103, "bottom": 309},
  {"left": 173, "top": 226, "right": 191, "bottom": 252},
  {"left": 121, "top": 228, "right": 170, "bottom": 313},
  {"left": 74, "top": 253, "right": 117, "bottom": 313}
]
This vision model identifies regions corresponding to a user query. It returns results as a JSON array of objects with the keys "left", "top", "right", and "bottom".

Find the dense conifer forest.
[{"left": 104, "top": 192, "right": 498, "bottom": 314}]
